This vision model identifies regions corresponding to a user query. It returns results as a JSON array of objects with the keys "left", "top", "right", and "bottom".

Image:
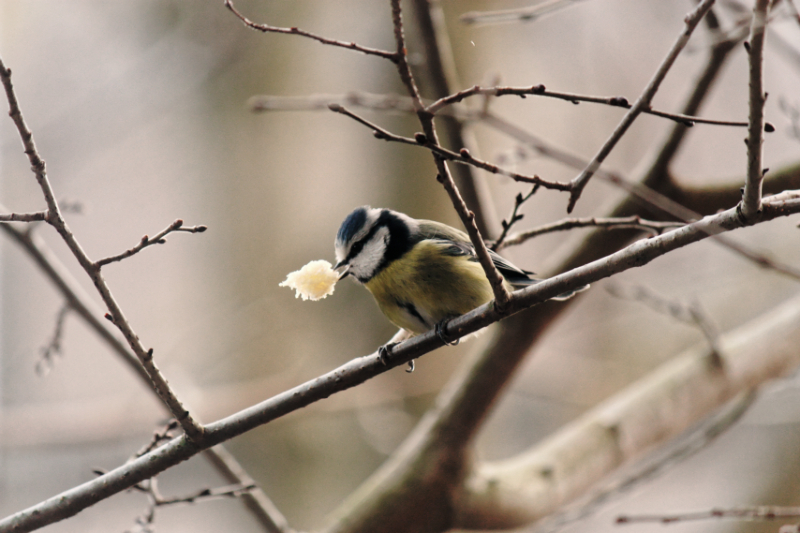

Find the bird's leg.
[
  {"left": 435, "top": 319, "right": 460, "bottom": 346},
  {"left": 378, "top": 329, "right": 413, "bottom": 366},
  {"left": 378, "top": 342, "right": 398, "bottom": 366}
]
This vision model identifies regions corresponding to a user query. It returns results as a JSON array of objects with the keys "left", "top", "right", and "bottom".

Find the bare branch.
[
  {"left": 0, "top": 210, "right": 48, "bottom": 222},
  {"left": 496, "top": 216, "right": 684, "bottom": 251},
  {"left": 492, "top": 186, "right": 539, "bottom": 250},
  {"left": 5, "top": 190, "right": 800, "bottom": 533},
  {"left": 618, "top": 506, "right": 800, "bottom": 525},
  {"left": 741, "top": 0, "right": 771, "bottom": 218},
  {"left": 0, "top": 212, "right": 291, "bottom": 533},
  {"left": 461, "top": 0, "right": 586, "bottom": 25},
  {"left": 223, "top": 0, "right": 397, "bottom": 62},
  {"left": 605, "top": 283, "right": 723, "bottom": 365},
  {"left": 0, "top": 56, "right": 205, "bottom": 441},
  {"left": 567, "top": 0, "right": 717, "bottom": 213},
  {"left": 94, "top": 219, "right": 207, "bottom": 268},
  {"left": 427, "top": 84, "right": 755, "bottom": 128},
  {"left": 328, "top": 103, "right": 571, "bottom": 190},
  {"left": 35, "top": 304, "right": 72, "bottom": 376}
]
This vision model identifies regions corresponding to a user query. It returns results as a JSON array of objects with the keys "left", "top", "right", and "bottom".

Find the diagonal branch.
[
  {"left": 94, "top": 219, "right": 207, "bottom": 268},
  {"left": 0, "top": 217, "right": 291, "bottom": 533},
  {"left": 388, "top": 0, "right": 512, "bottom": 311},
  {"left": 5, "top": 191, "right": 800, "bottom": 533},
  {"left": 566, "top": 0, "right": 717, "bottom": 213},
  {"left": 0, "top": 56, "right": 204, "bottom": 441}
]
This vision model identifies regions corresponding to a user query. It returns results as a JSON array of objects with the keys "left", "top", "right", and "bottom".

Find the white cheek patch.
[{"left": 352, "top": 226, "right": 389, "bottom": 280}]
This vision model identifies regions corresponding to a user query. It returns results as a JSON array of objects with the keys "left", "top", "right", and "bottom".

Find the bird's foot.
[
  {"left": 435, "top": 320, "right": 460, "bottom": 346},
  {"left": 378, "top": 342, "right": 399, "bottom": 366}
]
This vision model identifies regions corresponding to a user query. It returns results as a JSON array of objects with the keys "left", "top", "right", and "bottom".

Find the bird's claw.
[
  {"left": 378, "top": 342, "right": 399, "bottom": 366},
  {"left": 435, "top": 320, "right": 460, "bottom": 346}
]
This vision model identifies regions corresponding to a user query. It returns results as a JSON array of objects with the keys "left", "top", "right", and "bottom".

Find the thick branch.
[
  {"left": 6, "top": 192, "right": 800, "bottom": 533},
  {"left": 456, "top": 291, "right": 800, "bottom": 529}
]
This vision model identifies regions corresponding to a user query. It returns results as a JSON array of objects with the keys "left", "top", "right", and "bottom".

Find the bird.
[{"left": 333, "top": 206, "right": 585, "bottom": 368}]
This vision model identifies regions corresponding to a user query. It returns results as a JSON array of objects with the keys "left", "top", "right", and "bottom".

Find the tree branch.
[
  {"left": 5, "top": 191, "right": 800, "bottom": 533},
  {"left": 456, "top": 293, "right": 800, "bottom": 529},
  {"left": 0, "top": 55, "right": 205, "bottom": 441},
  {"left": 223, "top": 0, "right": 398, "bottom": 62},
  {"left": 740, "top": 0, "right": 771, "bottom": 218},
  {"left": 567, "top": 0, "right": 716, "bottom": 212},
  {"left": 94, "top": 219, "right": 207, "bottom": 268}
]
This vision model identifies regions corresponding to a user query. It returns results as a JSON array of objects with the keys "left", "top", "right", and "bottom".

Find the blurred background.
[{"left": 1, "top": 1, "right": 800, "bottom": 532}]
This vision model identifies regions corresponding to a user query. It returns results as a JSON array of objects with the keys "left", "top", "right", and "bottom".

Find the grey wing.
[
  {"left": 417, "top": 220, "right": 538, "bottom": 286},
  {"left": 417, "top": 220, "right": 588, "bottom": 298}
]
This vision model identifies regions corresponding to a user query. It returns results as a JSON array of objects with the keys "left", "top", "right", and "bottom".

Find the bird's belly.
[{"left": 365, "top": 247, "right": 494, "bottom": 334}]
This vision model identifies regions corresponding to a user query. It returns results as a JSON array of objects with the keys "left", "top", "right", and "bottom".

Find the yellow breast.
[{"left": 364, "top": 241, "right": 495, "bottom": 334}]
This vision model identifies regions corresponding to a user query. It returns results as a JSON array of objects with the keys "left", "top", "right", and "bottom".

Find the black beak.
[{"left": 334, "top": 261, "right": 351, "bottom": 280}]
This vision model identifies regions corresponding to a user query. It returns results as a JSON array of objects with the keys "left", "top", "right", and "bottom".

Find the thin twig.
[
  {"left": 0, "top": 56, "right": 205, "bottom": 441},
  {"left": 427, "top": 84, "right": 755, "bottom": 128},
  {"left": 126, "top": 476, "right": 256, "bottom": 533},
  {"left": 480, "top": 112, "right": 800, "bottom": 281},
  {"left": 461, "top": 0, "right": 586, "bottom": 25},
  {"left": 618, "top": 506, "right": 800, "bottom": 525},
  {"left": 492, "top": 186, "right": 539, "bottom": 250},
  {"left": 0, "top": 210, "right": 48, "bottom": 222},
  {"left": 36, "top": 304, "right": 72, "bottom": 376},
  {"left": 6, "top": 191, "right": 800, "bottom": 532},
  {"left": 0, "top": 218, "right": 291, "bottom": 533},
  {"left": 94, "top": 219, "right": 207, "bottom": 268},
  {"left": 605, "top": 283, "right": 723, "bottom": 366},
  {"left": 328, "top": 103, "right": 571, "bottom": 190},
  {"left": 567, "top": 0, "right": 717, "bottom": 213},
  {"left": 741, "top": 0, "right": 771, "bottom": 218},
  {"left": 224, "top": 0, "right": 397, "bottom": 62},
  {"left": 497, "top": 216, "right": 684, "bottom": 250}
]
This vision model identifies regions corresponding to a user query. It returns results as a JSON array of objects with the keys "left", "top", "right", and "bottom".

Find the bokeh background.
[{"left": 1, "top": 1, "right": 800, "bottom": 532}]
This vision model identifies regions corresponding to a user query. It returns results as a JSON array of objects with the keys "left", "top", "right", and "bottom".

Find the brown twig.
[
  {"left": 491, "top": 186, "right": 539, "bottom": 250},
  {"left": 496, "top": 216, "right": 684, "bottom": 251},
  {"left": 224, "top": 0, "right": 397, "bottom": 62},
  {"left": 567, "top": 0, "right": 717, "bottom": 213},
  {"left": 427, "top": 84, "right": 758, "bottom": 128},
  {"left": 0, "top": 56, "right": 205, "bottom": 441},
  {"left": 94, "top": 219, "right": 207, "bottom": 268},
  {"left": 125, "top": 476, "right": 256, "bottom": 533},
  {"left": 328, "top": 103, "right": 571, "bottom": 190}
]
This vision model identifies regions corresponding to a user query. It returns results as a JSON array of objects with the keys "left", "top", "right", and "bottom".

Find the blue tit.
[{"left": 333, "top": 206, "right": 583, "bottom": 346}]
